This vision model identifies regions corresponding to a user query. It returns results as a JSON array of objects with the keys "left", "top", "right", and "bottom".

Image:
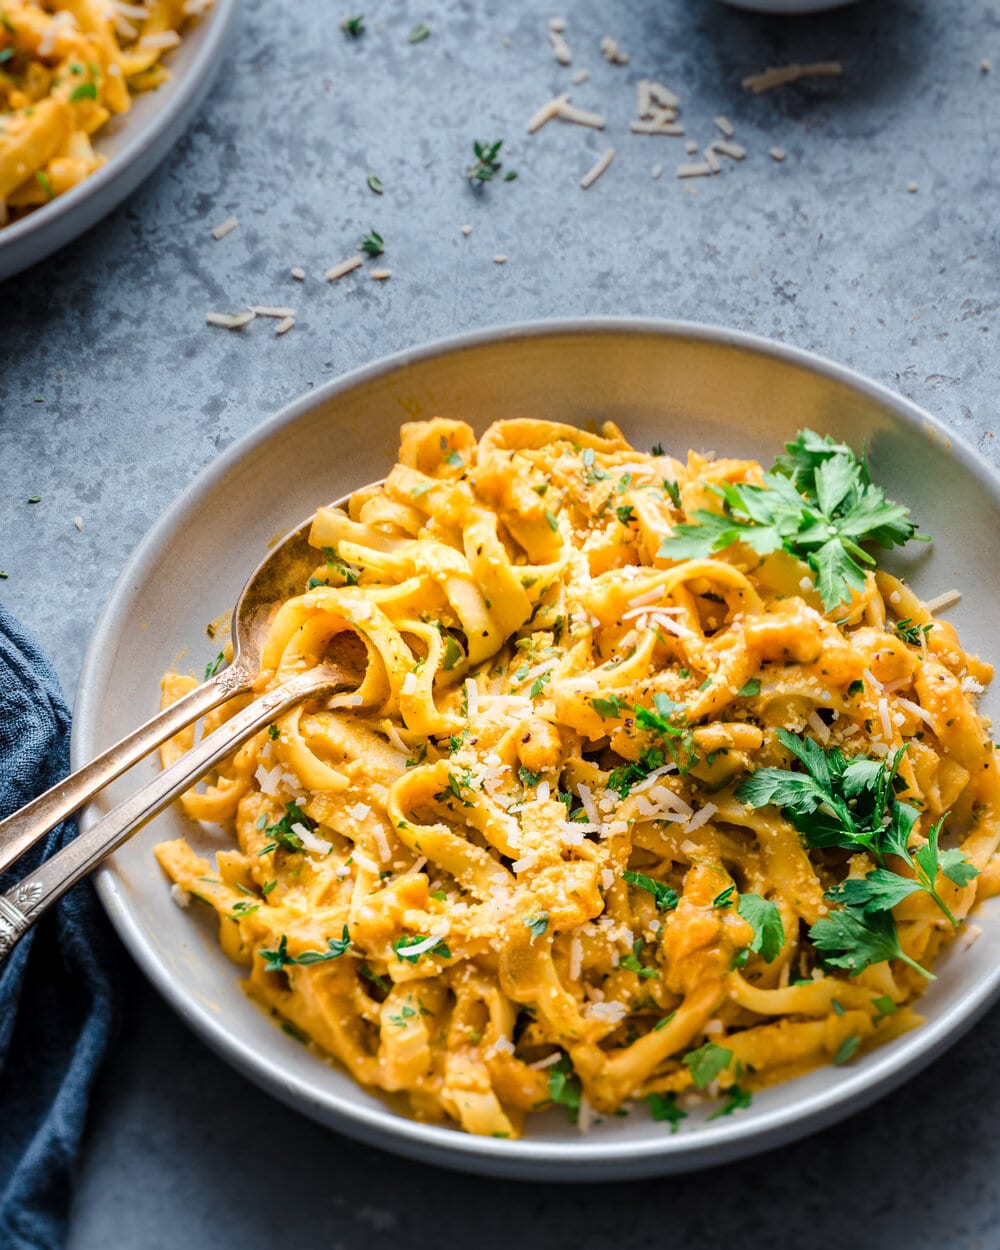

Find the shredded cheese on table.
[{"left": 155, "top": 416, "right": 999, "bottom": 1140}]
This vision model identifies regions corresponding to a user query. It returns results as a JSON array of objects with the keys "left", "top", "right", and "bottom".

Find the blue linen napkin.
[{"left": 0, "top": 602, "right": 119, "bottom": 1250}]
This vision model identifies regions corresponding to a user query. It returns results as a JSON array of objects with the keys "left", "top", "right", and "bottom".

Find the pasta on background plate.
[
  {"left": 156, "top": 417, "right": 1000, "bottom": 1137},
  {"left": 0, "top": 0, "right": 212, "bottom": 223}
]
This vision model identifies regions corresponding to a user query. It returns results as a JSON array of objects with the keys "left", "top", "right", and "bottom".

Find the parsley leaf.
[
  {"left": 622, "top": 870, "right": 679, "bottom": 912},
  {"left": 736, "top": 893, "right": 784, "bottom": 962},
  {"left": 524, "top": 912, "right": 549, "bottom": 939},
  {"left": 808, "top": 907, "right": 932, "bottom": 979},
  {"left": 683, "top": 1042, "right": 732, "bottom": 1089},
  {"left": 607, "top": 746, "right": 666, "bottom": 797},
  {"left": 832, "top": 1035, "right": 860, "bottom": 1065},
  {"left": 658, "top": 429, "right": 919, "bottom": 610},
  {"left": 359, "top": 229, "right": 384, "bottom": 256},
  {"left": 260, "top": 801, "right": 314, "bottom": 852},
  {"left": 592, "top": 693, "right": 628, "bottom": 719},
  {"left": 707, "top": 1085, "right": 753, "bottom": 1119},
  {"left": 518, "top": 765, "right": 543, "bottom": 787},
  {"left": 442, "top": 634, "right": 464, "bottom": 670},
  {"left": 204, "top": 650, "right": 225, "bottom": 679},
  {"left": 647, "top": 1091, "right": 687, "bottom": 1131},
  {"left": 547, "top": 1056, "right": 581, "bottom": 1123}
]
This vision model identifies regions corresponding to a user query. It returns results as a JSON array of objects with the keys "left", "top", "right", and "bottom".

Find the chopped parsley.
[
  {"left": 713, "top": 885, "right": 735, "bottom": 909},
  {"left": 367, "top": 172, "right": 383, "bottom": 194},
  {"left": 204, "top": 650, "right": 225, "bottom": 678},
  {"left": 707, "top": 1086, "right": 753, "bottom": 1119},
  {"left": 736, "top": 893, "right": 784, "bottom": 963},
  {"left": 683, "top": 1042, "right": 732, "bottom": 1089},
  {"left": 737, "top": 679, "right": 761, "bottom": 697},
  {"left": 359, "top": 229, "right": 384, "bottom": 256},
  {"left": 622, "top": 870, "right": 679, "bottom": 912},
  {"left": 518, "top": 765, "right": 543, "bottom": 787},
  {"left": 255, "top": 801, "right": 314, "bottom": 852},
  {"left": 592, "top": 693, "right": 628, "bottom": 719},
  {"left": 547, "top": 1055, "right": 581, "bottom": 1123},
  {"left": 341, "top": 14, "right": 365, "bottom": 36},
  {"left": 647, "top": 1091, "right": 686, "bottom": 1131},
  {"left": 70, "top": 81, "right": 97, "bottom": 101},
  {"left": 607, "top": 746, "right": 666, "bottom": 797},
  {"left": 524, "top": 912, "right": 549, "bottom": 939},
  {"left": 832, "top": 1035, "right": 860, "bottom": 1065},
  {"left": 408, "top": 22, "right": 430, "bottom": 42},
  {"left": 442, "top": 634, "right": 464, "bottom": 669}
]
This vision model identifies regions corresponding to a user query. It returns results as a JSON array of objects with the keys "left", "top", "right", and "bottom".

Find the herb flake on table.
[{"left": 466, "top": 139, "right": 504, "bottom": 185}]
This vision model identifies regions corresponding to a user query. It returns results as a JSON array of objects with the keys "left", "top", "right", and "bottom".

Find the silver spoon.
[
  {"left": 0, "top": 652, "right": 362, "bottom": 960},
  {"left": 0, "top": 509, "right": 326, "bottom": 880}
]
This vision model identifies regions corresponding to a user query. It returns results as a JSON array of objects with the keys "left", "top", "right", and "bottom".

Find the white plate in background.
[{"left": 0, "top": 0, "right": 239, "bottom": 283}]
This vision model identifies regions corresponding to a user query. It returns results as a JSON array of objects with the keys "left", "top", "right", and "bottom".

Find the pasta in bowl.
[{"left": 154, "top": 415, "right": 998, "bottom": 1139}]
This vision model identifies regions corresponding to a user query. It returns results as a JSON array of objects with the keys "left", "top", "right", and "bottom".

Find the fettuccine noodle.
[{"left": 155, "top": 418, "right": 1000, "bottom": 1137}]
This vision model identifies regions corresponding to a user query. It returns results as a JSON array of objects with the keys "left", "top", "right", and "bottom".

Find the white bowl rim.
[{"left": 73, "top": 317, "right": 1000, "bottom": 1174}]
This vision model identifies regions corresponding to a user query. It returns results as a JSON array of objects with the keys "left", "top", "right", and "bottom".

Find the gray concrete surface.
[{"left": 1, "top": 0, "right": 998, "bottom": 1244}]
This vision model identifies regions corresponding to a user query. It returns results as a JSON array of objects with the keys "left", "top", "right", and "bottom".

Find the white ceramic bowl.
[
  {"left": 0, "top": 0, "right": 239, "bottom": 283},
  {"left": 74, "top": 320, "right": 1000, "bottom": 1180}
]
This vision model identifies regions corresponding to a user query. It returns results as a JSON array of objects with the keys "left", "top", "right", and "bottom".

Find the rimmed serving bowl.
[{"left": 74, "top": 319, "right": 1000, "bottom": 1180}]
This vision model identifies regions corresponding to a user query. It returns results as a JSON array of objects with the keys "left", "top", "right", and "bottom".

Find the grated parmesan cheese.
[
  {"left": 206, "top": 310, "right": 255, "bottom": 330},
  {"left": 139, "top": 29, "right": 181, "bottom": 49},
  {"left": 676, "top": 162, "right": 714, "bottom": 179},
  {"left": 325, "top": 255, "right": 363, "bottom": 282},
  {"left": 683, "top": 803, "right": 717, "bottom": 833},
  {"left": 581, "top": 148, "right": 615, "bottom": 188},
  {"left": 743, "top": 61, "right": 843, "bottom": 94},
  {"left": 557, "top": 102, "right": 606, "bottom": 129},
  {"left": 925, "top": 589, "right": 961, "bottom": 613},
  {"left": 549, "top": 27, "right": 572, "bottom": 64},
  {"left": 630, "top": 120, "right": 684, "bottom": 136},
  {"left": 170, "top": 883, "right": 191, "bottom": 909},
  {"left": 528, "top": 92, "right": 571, "bottom": 133}
]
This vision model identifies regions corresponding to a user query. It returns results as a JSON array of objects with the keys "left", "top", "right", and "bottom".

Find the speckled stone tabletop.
[{"left": 2, "top": 0, "right": 999, "bottom": 1244}]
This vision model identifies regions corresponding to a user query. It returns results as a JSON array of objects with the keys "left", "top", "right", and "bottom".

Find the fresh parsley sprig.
[
  {"left": 736, "top": 729, "right": 978, "bottom": 976},
  {"left": 658, "top": 430, "right": 920, "bottom": 610}
]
